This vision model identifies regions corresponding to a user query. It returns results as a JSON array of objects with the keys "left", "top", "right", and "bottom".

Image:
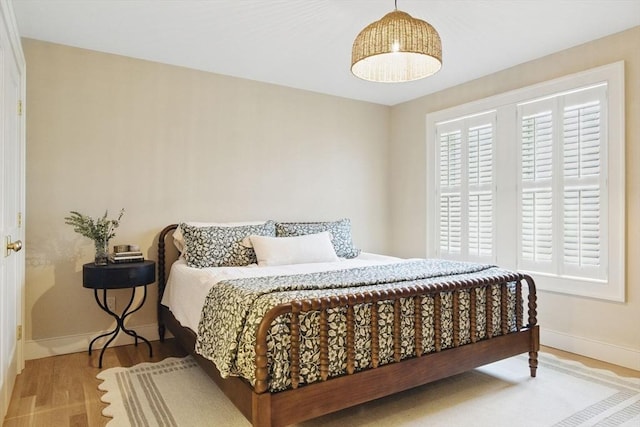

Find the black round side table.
[{"left": 82, "top": 260, "right": 155, "bottom": 368}]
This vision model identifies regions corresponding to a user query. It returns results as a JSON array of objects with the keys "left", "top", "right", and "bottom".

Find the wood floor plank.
[
  {"left": 3, "top": 395, "right": 35, "bottom": 426},
  {"left": 69, "top": 411, "right": 89, "bottom": 427},
  {"left": 82, "top": 381, "right": 104, "bottom": 427},
  {"left": 542, "top": 346, "right": 640, "bottom": 378}
]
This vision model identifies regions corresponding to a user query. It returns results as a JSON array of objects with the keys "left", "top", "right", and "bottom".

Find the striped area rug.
[{"left": 97, "top": 353, "right": 640, "bottom": 426}]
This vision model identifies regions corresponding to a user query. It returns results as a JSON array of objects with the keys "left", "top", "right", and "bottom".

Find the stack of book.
[{"left": 109, "top": 250, "right": 144, "bottom": 264}]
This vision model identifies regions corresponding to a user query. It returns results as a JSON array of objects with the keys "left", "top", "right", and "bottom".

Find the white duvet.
[{"left": 161, "top": 252, "right": 404, "bottom": 332}]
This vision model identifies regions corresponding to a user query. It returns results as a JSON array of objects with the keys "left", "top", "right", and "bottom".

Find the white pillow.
[
  {"left": 173, "top": 221, "right": 266, "bottom": 253},
  {"left": 249, "top": 232, "right": 339, "bottom": 266}
]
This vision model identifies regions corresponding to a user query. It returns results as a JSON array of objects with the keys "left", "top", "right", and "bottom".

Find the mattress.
[{"left": 161, "top": 252, "right": 404, "bottom": 332}]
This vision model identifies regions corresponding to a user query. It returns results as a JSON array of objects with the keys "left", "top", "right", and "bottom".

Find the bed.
[{"left": 157, "top": 221, "right": 539, "bottom": 427}]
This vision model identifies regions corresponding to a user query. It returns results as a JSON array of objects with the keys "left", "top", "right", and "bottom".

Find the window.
[{"left": 426, "top": 62, "right": 625, "bottom": 301}]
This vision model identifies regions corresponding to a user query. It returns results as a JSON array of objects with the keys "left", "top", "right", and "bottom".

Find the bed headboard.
[{"left": 158, "top": 224, "right": 179, "bottom": 323}]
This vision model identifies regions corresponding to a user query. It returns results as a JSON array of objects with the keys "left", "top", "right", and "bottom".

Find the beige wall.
[
  {"left": 389, "top": 26, "right": 640, "bottom": 367},
  {"left": 23, "top": 39, "right": 390, "bottom": 350}
]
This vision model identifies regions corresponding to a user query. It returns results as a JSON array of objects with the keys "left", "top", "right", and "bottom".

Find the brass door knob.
[{"left": 5, "top": 237, "right": 22, "bottom": 256}]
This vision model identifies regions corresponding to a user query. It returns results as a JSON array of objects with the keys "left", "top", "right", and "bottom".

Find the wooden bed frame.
[{"left": 157, "top": 224, "right": 539, "bottom": 427}]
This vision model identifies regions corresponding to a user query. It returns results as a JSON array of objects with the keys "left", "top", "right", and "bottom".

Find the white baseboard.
[
  {"left": 541, "top": 327, "right": 640, "bottom": 371},
  {"left": 25, "top": 323, "right": 161, "bottom": 360}
]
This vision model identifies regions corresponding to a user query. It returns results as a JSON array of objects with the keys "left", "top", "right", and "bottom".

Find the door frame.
[{"left": 0, "top": 0, "right": 26, "bottom": 420}]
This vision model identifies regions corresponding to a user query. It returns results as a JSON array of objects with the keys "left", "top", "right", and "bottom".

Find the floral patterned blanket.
[{"left": 194, "top": 259, "right": 517, "bottom": 391}]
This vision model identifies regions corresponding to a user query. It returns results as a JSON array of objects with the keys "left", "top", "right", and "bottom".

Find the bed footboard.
[
  {"left": 254, "top": 274, "right": 538, "bottom": 394},
  {"left": 251, "top": 275, "right": 538, "bottom": 426}
]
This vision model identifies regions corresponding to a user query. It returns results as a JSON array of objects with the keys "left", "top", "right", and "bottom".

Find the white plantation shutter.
[
  {"left": 439, "top": 194, "right": 461, "bottom": 254},
  {"left": 561, "top": 90, "right": 607, "bottom": 279},
  {"left": 468, "top": 124, "right": 493, "bottom": 258},
  {"left": 436, "top": 113, "right": 495, "bottom": 262},
  {"left": 564, "top": 101, "right": 601, "bottom": 178},
  {"left": 518, "top": 108, "right": 554, "bottom": 272},
  {"left": 440, "top": 131, "right": 462, "bottom": 188},
  {"left": 468, "top": 125, "right": 493, "bottom": 186},
  {"left": 521, "top": 190, "right": 553, "bottom": 263},
  {"left": 563, "top": 188, "right": 600, "bottom": 267},
  {"left": 439, "top": 130, "right": 462, "bottom": 255},
  {"left": 517, "top": 85, "right": 607, "bottom": 280},
  {"left": 468, "top": 192, "right": 492, "bottom": 257}
]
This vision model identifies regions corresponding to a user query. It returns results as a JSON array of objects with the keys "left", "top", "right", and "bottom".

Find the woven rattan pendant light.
[{"left": 351, "top": 0, "right": 442, "bottom": 83}]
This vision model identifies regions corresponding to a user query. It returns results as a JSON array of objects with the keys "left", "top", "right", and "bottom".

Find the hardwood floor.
[
  {"left": 3, "top": 339, "right": 187, "bottom": 427},
  {"left": 3, "top": 342, "right": 638, "bottom": 426},
  {"left": 542, "top": 346, "right": 640, "bottom": 379}
]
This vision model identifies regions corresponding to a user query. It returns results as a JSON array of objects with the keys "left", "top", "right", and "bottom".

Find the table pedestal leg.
[{"left": 89, "top": 286, "right": 153, "bottom": 368}]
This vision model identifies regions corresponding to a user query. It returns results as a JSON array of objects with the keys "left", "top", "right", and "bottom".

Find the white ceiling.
[{"left": 11, "top": 0, "right": 640, "bottom": 106}]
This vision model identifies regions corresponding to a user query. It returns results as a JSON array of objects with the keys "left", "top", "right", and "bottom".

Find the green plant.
[{"left": 64, "top": 209, "right": 125, "bottom": 243}]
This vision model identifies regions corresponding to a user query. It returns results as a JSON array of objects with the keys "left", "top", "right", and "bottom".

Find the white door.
[{"left": 0, "top": 2, "right": 25, "bottom": 420}]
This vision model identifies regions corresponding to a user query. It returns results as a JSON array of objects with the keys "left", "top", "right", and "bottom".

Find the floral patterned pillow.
[
  {"left": 275, "top": 218, "right": 360, "bottom": 258},
  {"left": 180, "top": 221, "right": 276, "bottom": 268}
]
